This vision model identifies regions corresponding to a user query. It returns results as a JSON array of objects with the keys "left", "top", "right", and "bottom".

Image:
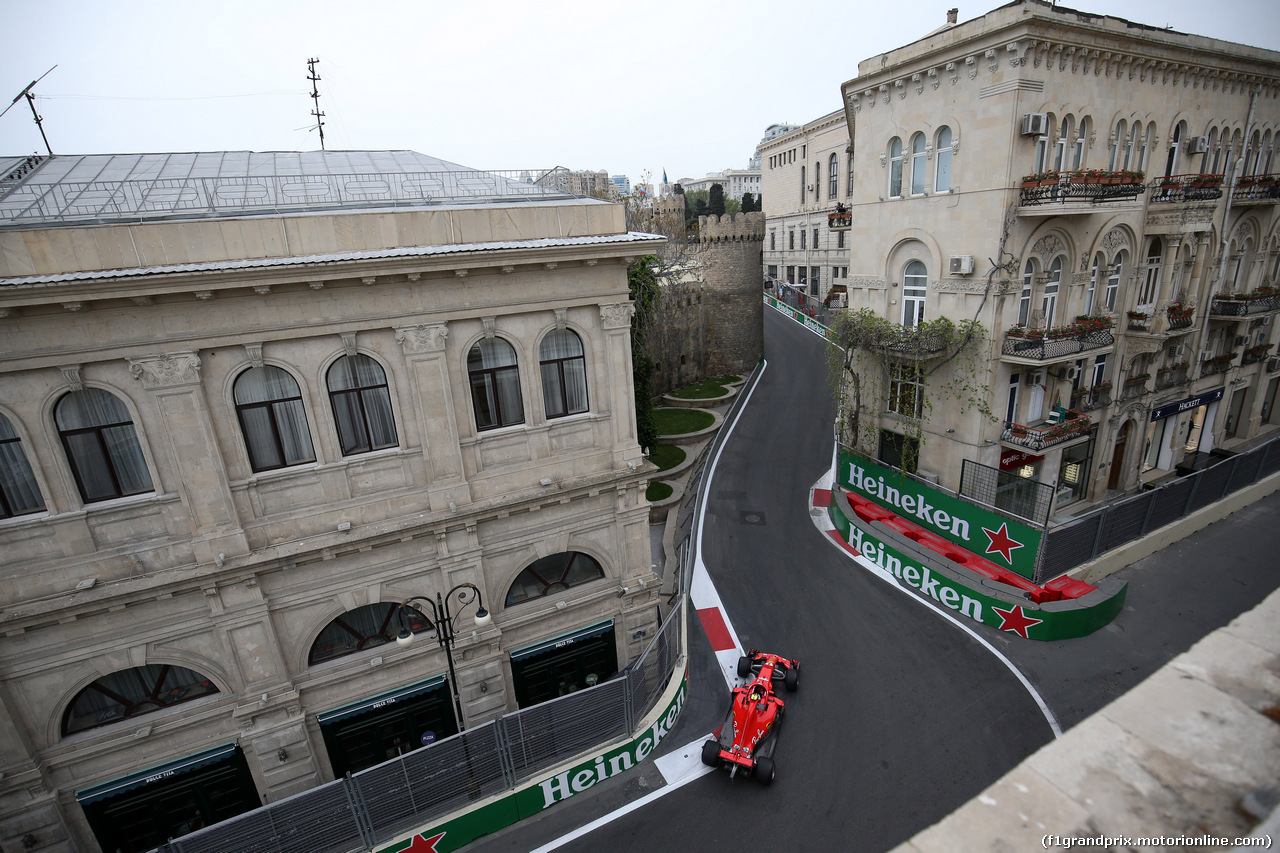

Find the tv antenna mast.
[
  {"left": 306, "top": 57, "right": 326, "bottom": 150},
  {"left": 2, "top": 65, "right": 58, "bottom": 155}
]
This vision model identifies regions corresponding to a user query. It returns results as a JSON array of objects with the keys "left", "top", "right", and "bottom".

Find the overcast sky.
[{"left": 2, "top": 0, "right": 1277, "bottom": 188}]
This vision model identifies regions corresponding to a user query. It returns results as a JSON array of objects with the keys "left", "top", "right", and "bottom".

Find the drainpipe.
[{"left": 1196, "top": 83, "right": 1261, "bottom": 364}]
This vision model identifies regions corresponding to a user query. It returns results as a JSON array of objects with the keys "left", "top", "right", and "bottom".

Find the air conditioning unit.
[
  {"left": 1026, "top": 369, "right": 1046, "bottom": 385},
  {"left": 1185, "top": 136, "right": 1210, "bottom": 155},
  {"left": 1199, "top": 350, "right": 1215, "bottom": 362},
  {"left": 948, "top": 255, "right": 975, "bottom": 275},
  {"left": 1234, "top": 335, "right": 1249, "bottom": 347},
  {"left": 1268, "top": 356, "right": 1280, "bottom": 373},
  {"left": 1020, "top": 113, "right": 1048, "bottom": 136},
  {"left": 1169, "top": 344, "right": 1186, "bottom": 360},
  {"left": 1059, "top": 365, "right": 1080, "bottom": 381}
]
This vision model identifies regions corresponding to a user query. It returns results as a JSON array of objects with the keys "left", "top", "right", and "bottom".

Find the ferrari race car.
[{"left": 701, "top": 649, "right": 800, "bottom": 784}]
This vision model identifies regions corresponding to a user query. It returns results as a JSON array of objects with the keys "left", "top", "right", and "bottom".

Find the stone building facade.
[
  {"left": 759, "top": 112, "right": 852, "bottom": 301},
  {"left": 0, "top": 151, "right": 663, "bottom": 853},
  {"left": 833, "top": 0, "right": 1280, "bottom": 511}
]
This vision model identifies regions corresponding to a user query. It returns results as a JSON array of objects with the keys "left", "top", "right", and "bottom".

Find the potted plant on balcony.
[
  {"left": 1006, "top": 324, "right": 1026, "bottom": 338},
  {"left": 1206, "top": 353, "right": 1236, "bottom": 369},
  {"left": 1124, "top": 373, "right": 1150, "bottom": 386},
  {"left": 1166, "top": 302, "right": 1194, "bottom": 320},
  {"left": 1127, "top": 310, "right": 1148, "bottom": 320},
  {"left": 1092, "top": 380, "right": 1113, "bottom": 394},
  {"left": 1023, "top": 327, "right": 1044, "bottom": 341},
  {"left": 1038, "top": 170, "right": 1060, "bottom": 187},
  {"left": 1191, "top": 174, "right": 1224, "bottom": 189},
  {"left": 1122, "top": 169, "right": 1145, "bottom": 185}
]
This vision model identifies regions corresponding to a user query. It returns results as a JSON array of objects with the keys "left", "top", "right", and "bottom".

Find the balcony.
[
  {"left": 1001, "top": 318, "right": 1115, "bottom": 364},
  {"left": 1001, "top": 409, "right": 1091, "bottom": 452},
  {"left": 1127, "top": 312, "right": 1152, "bottom": 332},
  {"left": 1070, "top": 384, "right": 1113, "bottom": 412},
  {"left": 1166, "top": 304, "right": 1195, "bottom": 331},
  {"left": 1209, "top": 290, "right": 1280, "bottom": 317},
  {"left": 1242, "top": 344, "right": 1275, "bottom": 366},
  {"left": 828, "top": 208, "right": 852, "bottom": 231},
  {"left": 1018, "top": 170, "right": 1145, "bottom": 213},
  {"left": 1155, "top": 364, "right": 1189, "bottom": 390},
  {"left": 1120, "top": 375, "right": 1150, "bottom": 400},
  {"left": 1200, "top": 353, "right": 1237, "bottom": 377},
  {"left": 1149, "top": 173, "right": 1224, "bottom": 204},
  {"left": 1232, "top": 176, "right": 1280, "bottom": 205}
]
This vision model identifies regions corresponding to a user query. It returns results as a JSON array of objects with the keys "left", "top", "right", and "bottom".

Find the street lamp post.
[{"left": 395, "top": 583, "right": 491, "bottom": 732}]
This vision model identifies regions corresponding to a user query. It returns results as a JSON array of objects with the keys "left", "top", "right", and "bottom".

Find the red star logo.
[
  {"left": 403, "top": 832, "right": 446, "bottom": 853},
  {"left": 982, "top": 522, "right": 1025, "bottom": 565},
  {"left": 993, "top": 604, "right": 1043, "bottom": 639}
]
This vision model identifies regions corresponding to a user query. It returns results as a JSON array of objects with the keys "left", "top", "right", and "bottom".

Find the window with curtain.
[
  {"left": 1073, "top": 118, "right": 1090, "bottom": 170},
  {"left": 1110, "top": 120, "right": 1126, "bottom": 170},
  {"left": 1138, "top": 237, "right": 1163, "bottom": 308},
  {"left": 1085, "top": 253, "right": 1103, "bottom": 315},
  {"left": 1054, "top": 116, "right": 1073, "bottom": 172},
  {"left": 327, "top": 354, "right": 397, "bottom": 456},
  {"left": 1165, "top": 121, "right": 1185, "bottom": 178},
  {"left": 309, "top": 602, "right": 431, "bottom": 665},
  {"left": 888, "top": 137, "right": 903, "bottom": 197},
  {"left": 468, "top": 337, "right": 525, "bottom": 430},
  {"left": 56, "top": 389, "right": 153, "bottom": 503},
  {"left": 0, "top": 413, "right": 45, "bottom": 518},
  {"left": 234, "top": 366, "right": 316, "bottom": 472},
  {"left": 1043, "top": 256, "right": 1063, "bottom": 328},
  {"left": 902, "top": 260, "right": 927, "bottom": 327},
  {"left": 1106, "top": 251, "right": 1125, "bottom": 311},
  {"left": 935, "top": 126, "right": 952, "bottom": 192},
  {"left": 828, "top": 153, "right": 839, "bottom": 198},
  {"left": 1019, "top": 260, "right": 1034, "bottom": 326},
  {"left": 62, "top": 665, "right": 219, "bottom": 735},
  {"left": 505, "top": 551, "right": 605, "bottom": 606},
  {"left": 910, "top": 132, "right": 927, "bottom": 195},
  {"left": 540, "top": 329, "right": 588, "bottom": 419}
]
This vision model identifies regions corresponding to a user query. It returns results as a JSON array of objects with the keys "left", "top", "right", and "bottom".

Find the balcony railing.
[
  {"left": 1166, "top": 306, "right": 1195, "bottom": 330},
  {"left": 1127, "top": 314, "right": 1152, "bottom": 332},
  {"left": 1002, "top": 410, "right": 1091, "bottom": 452},
  {"left": 1071, "top": 385, "right": 1113, "bottom": 412},
  {"left": 1155, "top": 365, "right": 1189, "bottom": 390},
  {"left": 1018, "top": 171, "right": 1144, "bottom": 207},
  {"left": 1209, "top": 291, "right": 1280, "bottom": 317},
  {"left": 828, "top": 210, "right": 852, "bottom": 230},
  {"left": 1002, "top": 323, "right": 1114, "bottom": 361},
  {"left": 1242, "top": 345, "right": 1274, "bottom": 365},
  {"left": 1200, "top": 353, "right": 1237, "bottom": 376},
  {"left": 1121, "top": 376, "right": 1150, "bottom": 399},
  {"left": 1232, "top": 177, "right": 1280, "bottom": 203},
  {"left": 1149, "top": 173, "right": 1224, "bottom": 204}
]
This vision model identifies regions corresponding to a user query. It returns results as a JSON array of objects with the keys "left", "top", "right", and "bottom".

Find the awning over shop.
[
  {"left": 509, "top": 619, "right": 614, "bottom": 662},
  {"left": 76, "top": 743, "right": 238, "bottom": 805},
  {"left": 315, "top": 674, "right": 446, "bottom": 725}
]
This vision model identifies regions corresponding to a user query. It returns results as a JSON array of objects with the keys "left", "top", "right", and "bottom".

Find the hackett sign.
[{"left": 838, "top": 450, "right": 1043, "bottom": 579}]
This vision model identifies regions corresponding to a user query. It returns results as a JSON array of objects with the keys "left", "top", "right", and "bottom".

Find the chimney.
[{"left": 947, "top": 8, "right": 958, "bottom": 24}]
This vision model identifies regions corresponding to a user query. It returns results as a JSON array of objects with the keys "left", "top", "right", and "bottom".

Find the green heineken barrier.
[
  {"left": 828, "top": 495, "right": 1125, "bottom": 641},
  {"left": 838, "top": 449, "right": 1043, "bottom": 580},
  {"left": 376, "top": 674, "right": 688, "bottom": 853}
]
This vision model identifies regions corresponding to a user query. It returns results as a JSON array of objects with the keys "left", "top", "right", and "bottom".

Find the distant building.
[
  {"left": 538, "top": 166, "right": 615, "bottom": 197},
  {"left": 0, "top": 150, "right": 663, "bottom": 852},
  {"left": 611, "top": 174, "right": 631, "bottom": 196}
]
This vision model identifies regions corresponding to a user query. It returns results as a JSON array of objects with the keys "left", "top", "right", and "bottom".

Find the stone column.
[
  {"left": 128, "top": 352, "right": 248, "bottom": 564},
  {"left": 599, "top": 303, "right": 640, "bottom": 459},
  {"left": 395, "top": 323, "right": 472, "bottom": 510}
]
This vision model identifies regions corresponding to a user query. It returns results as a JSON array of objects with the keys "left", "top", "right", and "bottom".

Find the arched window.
[
  {"left": 935, "top": 126, "right": 953, "bottom": 192},
  {"left": 1137, "top": 122, "right": 1154, "bottom": 172},
  {"left": 1106, "top": 251, "right": 1126, "bottom": 312},
  {"left": 888, "top": 137, "right": 904, "bottom": 198},
  {"left": 540, "top": 329, "right": 588, "bottom": 419},
  {"left": 902, "top": 261, "right": 927, "bottom": 327},
  {"left": 327, "top": 354, "right": 397, "bottom": 456},
  {"left": 1019, "top": 260, "right": 1035, "bottom": 326},
  {"left": 1262, "top": 130, "right": 1275, "bottom": 176},
  {"left": 1165, "top": 121, "right": 1186, "bottom": 178},
  {"left": 1, "top": 413, "right": 44, "bottom": 518},
  {"left": 468, "top": 337, "right": 524, "bottom": 430},
  {"left": 1110, "top": 120, "right": 1127, "bottom": 170},
  {"left": 909, "top": 132, "right": 927, "bottom": 195},
  {"left": 1043, "top": 256, "right": 1063, "bottom": 328},
  {"left": 234, "top": 366, "right": 316, "bottom": 472},
  {"left": 1209, "top": 127, "right": 1224, "bottom": 174},
  {"left": 1126, "top": 123, "right": 1141, "bottom": 169},
  {"left": 1224, "top": 129, "right": 1242, "bottom": 182},
  {"left": 1138, "top": 238, "right": 1163, "bottom": 309},
  {"left": 505, "top": 551, "right": 605, "bottom": 606},
  {"left": 1035, "top": 117, "right": 1051, "bottom": 174},
  {"left": 62, "top": 665, "right": 219, "bottom": 735},
  {"left": 1246, "top": 130, "right": 1262, "bottom": 176},
  {"left": 309, "top": 602, "right": 431, "bottom": 665},
  {"left": 1073, "top": 117, "right": 1090, "bottom": 170},
  {"left": 56, "top": 389, "right": 153, "bottom": 503},
  {"left": 828, "top": 153, "right": 839, "bottom": 198}
]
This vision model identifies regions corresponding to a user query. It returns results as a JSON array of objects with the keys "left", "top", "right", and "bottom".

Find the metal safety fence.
[
  {"left": 159, "top": 605, "right": 683, "bottom": 853},
  {"left": 1037, "top": 437, "right": 1280, "bottom": 582}
]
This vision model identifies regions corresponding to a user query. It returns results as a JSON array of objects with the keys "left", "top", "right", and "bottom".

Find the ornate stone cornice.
[
  {"left": 599, "top": 302, "right": 634, "bottom": 329},
  {"left": 849, "top": 276, "right": 888, "bottom": 290},
  {"left": 129, "top": 352, "right": 202, "bottom": 389},
  {"left": 394, "top": 323, "right": 449, "bottom": 354}
]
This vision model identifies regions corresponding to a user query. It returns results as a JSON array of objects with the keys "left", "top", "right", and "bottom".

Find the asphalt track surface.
[{"left": 463, "top": 307, "right": 1280, "bottom": 853}]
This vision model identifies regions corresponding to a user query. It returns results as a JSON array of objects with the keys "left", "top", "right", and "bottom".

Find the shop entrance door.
[
  {"left": 510, "top": 622, "right": 617, "bottom": 709},
  {"left": 1108, "top": 421, "right": 1130, "bottom": 490},
  {"left": 319, "top": 679, "right": 456, "bottom": 777}
]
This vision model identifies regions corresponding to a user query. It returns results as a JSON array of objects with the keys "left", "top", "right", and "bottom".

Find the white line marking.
[{"left": 812, "top": 479, "right": 1063, "bottom": 739}]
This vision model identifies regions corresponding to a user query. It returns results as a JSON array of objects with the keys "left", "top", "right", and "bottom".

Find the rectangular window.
[
  {"left": 797, "top": 267, "right": 807, "bottom": 286},
  {"left": 888, "top": 364, "right": 924, "bottom": 419},
  {"left": 848, "top": 153, "right": 855, "bottom": 195},
  {"left": 1091, "top": 354, "right": 1108, "bottom": 388},
  {"left": 813, "top": 228, "right": 820, "bottom": 248},
  {"left": 1005, "top": 373, "right": 1020, "bottom": 424},
  {"left": 811, "top": 267, "right": 820, "bottom": 295},
  {"left": 789, "top": 231, "right": 795, "bottom": 250},
  {"left": 800, "top": 230, "right": 806, "bottom": 250},
  {"left": 1262, "top": 376, "right": 1279, "bottom": 423},
  {"left": 837, "top": 231, "right": 845, "bottom": 249},
  {"left": 800, "top": 166, "right": 806, "bottom": 203},
  {"left": 767, "top": 264, "right": 778, "bottom": 279},
  {"left": 786, "top": 266, "right": 795, "bottom": 284},
  {"left": 770, "top": 231, "right": 776, "bottom": 250}
]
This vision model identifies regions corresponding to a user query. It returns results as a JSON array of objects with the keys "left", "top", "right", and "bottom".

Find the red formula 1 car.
[{"left": 701, "top": 649, "right": 800, "bottom": 785}]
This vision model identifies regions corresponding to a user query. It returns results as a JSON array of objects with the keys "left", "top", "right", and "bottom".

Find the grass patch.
[
  {"left": 647, "top": 444, "right": 686, "bottom": 472},
  {"left": 669, "top": 378, "right": 730, "bottom": 399},
  {"left": 646, "top": 481, "right": 673, "bottom": 502},
  {"left": 653, "top": 407, "right": 715, "bottom": 435}
]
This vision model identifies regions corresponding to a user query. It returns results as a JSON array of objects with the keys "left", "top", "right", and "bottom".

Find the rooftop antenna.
[
  {"left": 306, "top": 57, "right": 326, "bottom": 150},
  {"left": 2, "top": 65, "right": 57, "bottom": 156}
]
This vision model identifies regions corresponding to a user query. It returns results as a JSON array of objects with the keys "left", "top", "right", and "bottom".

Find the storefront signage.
[
  {"left": 838, "top": 450, "right": 1043, "bottom": 579},
  {"left": 76, "top": 743, "right": 239, "bottom": 805},
  {"left": 316, "top": 675, "right": 446, "bottom": 725},
  {"left": 827, "top": 501, "right": 1126, "bottom": 641},
  {"left": 509, "top": 620, "right": 614, "bottom": 661},
  {"left": 1150, "top": 387, "right": 1224, "bottom": 422},
  {"left": 999, "top": 449, "right": 1042, "bottom": 472}
]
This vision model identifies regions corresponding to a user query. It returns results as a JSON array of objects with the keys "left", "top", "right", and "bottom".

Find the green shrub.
[
  {"left": 646, "top": 481, "right": 673, "bottom": 502},
  {"left": 647, "top": 444, "right": 686, "bottom": 471}
]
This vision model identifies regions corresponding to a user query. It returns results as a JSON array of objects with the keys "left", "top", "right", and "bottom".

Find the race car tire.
[
  {"left": 701, "top": 739, "right": 722, "bottom": 768},
  {"left": 737, "top": 655, "right": 753, "bottom": 678},
  {"left": 754, "top": 756, "right": 775, "bottom": 785},
  {"left": 784, "top": 664, "right": 800, "bottom": 692}
]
